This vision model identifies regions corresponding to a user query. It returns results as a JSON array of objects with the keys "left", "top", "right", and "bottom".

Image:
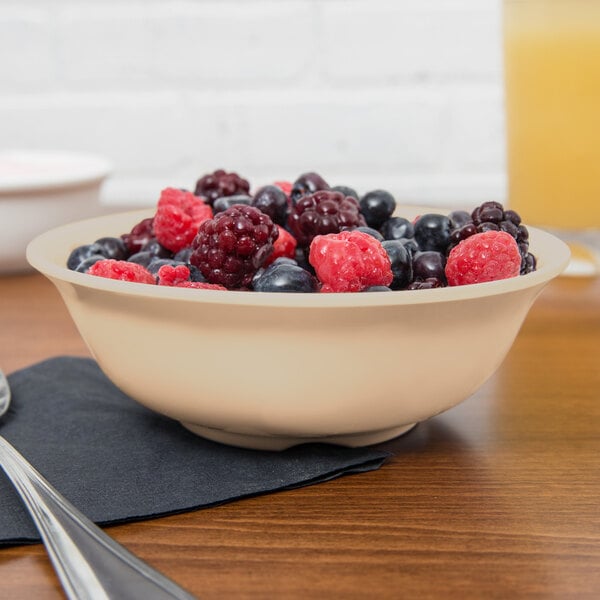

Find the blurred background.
[{"left": 0, "top": 0, "right": 505, "bottom": 208}]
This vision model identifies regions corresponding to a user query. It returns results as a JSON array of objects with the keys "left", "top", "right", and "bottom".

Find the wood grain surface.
[{"left": 0, "top": 272, "right": 598, "bottom": 599}]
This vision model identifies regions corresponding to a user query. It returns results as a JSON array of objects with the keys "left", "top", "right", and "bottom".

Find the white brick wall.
[{"left": 0, "top": 0, "right": 506, "bottom": 208}]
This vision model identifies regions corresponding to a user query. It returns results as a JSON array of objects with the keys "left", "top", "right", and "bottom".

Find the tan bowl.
[{"left": 26, "top": 208, "right": 570, "bottom": 450}]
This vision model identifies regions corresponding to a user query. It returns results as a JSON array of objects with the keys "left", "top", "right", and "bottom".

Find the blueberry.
[
  {"left": 447, "top": 210, "right": 472, "bottom": 229},
  {"left": 187, "top": 263, "right": 206, "bottom": 282},
  {"left": 355, "top": 226, "right": 384, "bottom": 242},
  {"left": 290, "top": 172, "right": 329, "bottom": 203},
  {"left": 331, "top": 185, "right": 359, "bottom": 201},
  {"left": 252, "top": 185, "right": 289, "bottom": 226},
  {"left": 413, "top": 213, "right": 452, "bottom": 253},
  {"left": 74, "top": 255, "right": 105, "bottom": 273},
  {"left": 141, "top": 238, "right": 172, "bottom": 258},
  {"left": 127, "top": 251, "right": 154, "bottom": 268},
  {"left": 380, "top": 216, "right": 414, "bottom": 241},
  {"left": 146, "top": 258, "right": 186, "bottom": 275},
  {"left": 213, "top": 195, "right": 253, "bottom": 214},
  {"left": 412, "top": 251, "right": 447, "bottom": 284},
  {"left": 363, "top": 285, "right": 392, "bottom": 292},
  {"left": 359, "top": 190, "right": 396, "bottom": 229},
  {"left": 94, "top": 236, "right": 127, "bottom": 260},
  {"left": 382, "top": 240, "right": 413, "bottom": 290},
  {"left": 399, "top": 238, "right": 419, "bottom": 257},
  {"left": 252, "top": 262, "right": 318, "bottom": 293},
  {"left": 67, "top": 243, "right": 105, "bottom": 270},
  {"left": 173, "top": 247, "right": 193, "bottom": 263}
]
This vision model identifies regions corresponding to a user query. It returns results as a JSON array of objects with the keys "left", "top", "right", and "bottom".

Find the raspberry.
[
  {"left": 153, "top": 187, "right": 213, "bottom": 253},
  {"left": 264, "top": 226, "right": 297, "bottom": 265},
  {"left": 190, "top": 205, "right": 279, "bottom": 289},
  {"left": 88, "top": 259, "right": 155, "bottom": 284},
  {"left": 193, "top": 169, "right": 250, "bottom": 206},
  {"left": 288, "top": 190, "right": 366, "bottom": 248},
  {"left": 157, "top": 264, "right": 226, "bottom": 290},
  {"left": 121, "top": 217, "right": 154, "bottom": 254},
  {"left": 445, "top": 230, "right": 521, "bottom": 286},
  {"left": 309, "top": 230, "right": 393, "bottom": 293}
]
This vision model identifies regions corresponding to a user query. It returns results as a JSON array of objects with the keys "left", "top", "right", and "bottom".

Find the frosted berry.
[
  {"left": 67, "top": 243, "right": 105, "bottom": 271},
  {"left": 445, "top": 230, "right": 521, "bottom": 286},
  {"left": 288, "top": 190, "right": 366, "bottom": 248},
  {"left": 252, "top": 261, "right": 318, "bottom": 293},
  {"left": 121, "top": 217, "right": 155, "bottom": 255},
  {"left": 414, "top": 213, "right": 452, "bottom": 253},
  {"left": 213, "top": 195, "right": 253, "bottom": 214},
  {"left": 194, "top": 169, "right": 250, "bottom": 206},
  {"left": 153, "top": 187, "right": 213, "bottom": 253},
  {"left": 382, "top": 240, "right": 412, "bottom": 290},
  {"left": 94, "top": 237, "right": 127, "bottom": 260},
  {"left": 252, "top": 185, "right": 289, "bottom": 226},
  {"left": 309, "top": 230, "right": 393, "bottom": 293},
  {"left": 331, "top": 185, "right": 359, "bottom": 201},
  {"left": 88, "top": 259, "right": 155, "bottom": 284},
  {"left": 190, "top": 205, "right": 279, "bottom": 289},
  {"left": 380, "top": 217, "right": 414, "bottom": 241}
]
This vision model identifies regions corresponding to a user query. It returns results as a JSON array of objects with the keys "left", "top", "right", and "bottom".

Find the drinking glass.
[{"left": 503, "top": 0, "right": 600, "bottom": 275}]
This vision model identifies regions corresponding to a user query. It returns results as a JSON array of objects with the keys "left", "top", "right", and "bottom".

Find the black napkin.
[{"left": 0, "top": 357, "right": 390, "bottom": 546}]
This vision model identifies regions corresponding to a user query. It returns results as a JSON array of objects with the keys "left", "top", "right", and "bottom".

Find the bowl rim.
[
  {"left": 26, "top": 207, "right": 571, "bottom": 309},
  {"left": 0, "top": 150, "right": 112, "bottom": 195}
]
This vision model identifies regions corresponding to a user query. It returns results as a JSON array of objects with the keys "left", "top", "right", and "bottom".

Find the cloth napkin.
[{"left": 0, "top": 357, "right": 390, "bottom": 546}]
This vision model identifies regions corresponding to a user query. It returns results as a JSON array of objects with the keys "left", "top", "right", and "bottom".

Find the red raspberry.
[
  {"left": 153, "top": 188, "right": 213, "bottom": 253},
  {"left": 264, "top": 226, "right": 297, "bottom": 265},
  {"left": 157, "top": 265, "right": 226, "bottom": 290},
  {"left": 445, "top": 230, "right": 521, "bottom": 286},
  {"left": 288, "top": 190, "right": 366, "bottom": 248},
  {"left": 193, "top": 169, "right": 250, "bottom": 206},
  {"left": 121, "top": 217, "right": 154, "bottom": 254},
  {"left": 88, "top": 259, "right": 155, "bottom": 284},
  {"left": 190, "top": 205, "right": 279, "bottom": 289},
  {"left": 309, "top": 230, "right": 393, "bottom": 293}
]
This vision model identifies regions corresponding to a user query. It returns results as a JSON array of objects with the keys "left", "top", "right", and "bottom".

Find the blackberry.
[
  {"left": 359, "top": 190, "right": 396, "bottom": 230},
  {"left": 194, "top": 169, "right": 250, "bottom": 206},
  {"left": 121, "top": 217, "right": 155, "bottom": 255},
  {"left": 290, "top": 172, "right": 330, "bottom": 204},
  {"left": 287, "top": 190, "right": 366, "bottom": 248},
  {"left": 190, "top": 205, "right": 278, "bottom": 289}
]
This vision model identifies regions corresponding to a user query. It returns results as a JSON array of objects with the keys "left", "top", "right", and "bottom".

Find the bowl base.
[{"left": 180, "top": 422, "right": 417, "bottom": 451}]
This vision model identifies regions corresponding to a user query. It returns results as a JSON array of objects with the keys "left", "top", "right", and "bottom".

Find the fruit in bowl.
[{"left": 26, "top": 170, "right": 570, "bottom": 450}]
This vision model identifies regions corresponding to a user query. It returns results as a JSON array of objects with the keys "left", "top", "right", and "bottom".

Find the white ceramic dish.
[
  {"left": 26, "top": 208, "right": 570, "bottom": 450},
  {"left": 0, "top": 150, "right": 111, "bottom": 274}
]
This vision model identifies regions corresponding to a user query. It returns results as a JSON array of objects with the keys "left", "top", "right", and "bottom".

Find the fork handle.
[{"left": 0, "top": 436, "right": 196, "bottom": 600}]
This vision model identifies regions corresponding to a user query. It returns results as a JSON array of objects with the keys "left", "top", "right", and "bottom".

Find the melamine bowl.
[{"left": 26, "top": 208, "right": 570, "bottom": 450}]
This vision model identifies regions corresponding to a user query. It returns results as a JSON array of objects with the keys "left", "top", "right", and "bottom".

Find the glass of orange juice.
[{"left": 503, "top": 0, "right": 600, "bottom": 275}]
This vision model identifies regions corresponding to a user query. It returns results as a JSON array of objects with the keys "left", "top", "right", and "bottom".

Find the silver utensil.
[{"left": 0, "top": 368, "right": 196, "bottom": 600}]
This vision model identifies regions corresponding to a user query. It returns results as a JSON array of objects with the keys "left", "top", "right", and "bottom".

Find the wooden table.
[{"left": 0, "top": 272, "right": 598, "bottom": 599}]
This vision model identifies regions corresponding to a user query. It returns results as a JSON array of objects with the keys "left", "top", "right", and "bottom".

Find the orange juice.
[{"left": 503, "top": 0, "right": 600, "bottom": 230}]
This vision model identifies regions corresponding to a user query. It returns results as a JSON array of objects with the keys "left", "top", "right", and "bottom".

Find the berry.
[
  {"left": 382, "top": 240, "right": 413, "bottom": 290},
  {"left": 288, "top": 190, "right": 366, "bottom": 248},
  {"left": 380, "top": 217, "right": 414, "bottom": 241},
  {"left": 153, "top": 187, "right": 213, "bottom": 253},
  {"left": 309, "top": 230, "right": 393, "bottom": 293},
  {"left": 448, "top": 210, "right": 472, "bottom": 228},
  {"left": 413, "top": 213, "right": 452, "bottom": 253},
  {"left": 94, "top": 237, "right": 127, "bottom": 260},
  {"left": 252, "top": 185, "right": 289, "bottom": 226},
  {"left": 157, "top": 264, "right": 191, "bottom": 286},
  {"left": 213, "top": 195, "right": 253, "bottom": 214},
  {"left": 252, "top": 262, "right": 319, "bottom": 293},
  {"left": 74, "top": 255, "right": 105, "bottom": 273},
  {"left": 88, "top": 259, "right": 155, "bottom": 284},
  {"left": 141, "top": 238, "right": 172, "bottom": 259},
  {"left": 67, "top": 243, "right": 105, "bottom": 271},
  {"left": 194, "top": 169, "right": 250, "bottom": 206},
  {"left": 190, "top": 205, "right": 279, "bottom": 289},
  {"left": 273, "top": 181, "right": 293, "bottom": 197},
  {"left": 407, "top": 277, "right": 444, "bottom": 290},
  {"left": 265, "top": 226, "right": 297, "bottom": 265},
  {"left": 127, "top": 251, "right": 154, "bottom": 268},
  {"left": 331, "top": 185, "right": 359, "bottom": 201},
  {"left": 359, "top": 190, "right": 396, "bottom": 229},
  {"left": 445, "top": 230, "right": 521, "bottom": 286},
  {"left": 412, "top": 251, "right": 447, "bottom": 284},
  {"left": 121, "top": 217, "right": 155, "bottom": 255},
  {"left": 363, "top": 285, "right": 392, "bottom": 292},
  {"left": 355, "top": 226, "right": 384, "bottom": 242},
  {"left": 290, "top": 172, "right": 330, "bottom": 203},
  {"left": 146, "top": 258, "right": 185, "bottom": 276}
]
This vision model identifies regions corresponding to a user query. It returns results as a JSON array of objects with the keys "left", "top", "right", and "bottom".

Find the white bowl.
[
  {"left": 26, "top": 208, "right": 570, "bottom": 450},
  {"left": 0, "top": 150, "right": 111, "bottom": 274}
]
